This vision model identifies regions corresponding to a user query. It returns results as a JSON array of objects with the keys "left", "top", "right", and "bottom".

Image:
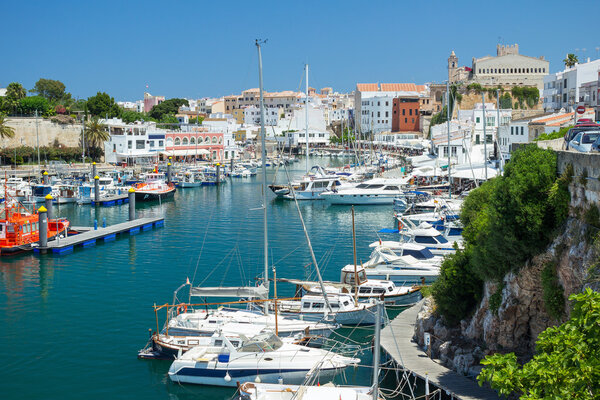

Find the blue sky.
[{"left": 1, "top": 0, "right": 599, "bottom": 102}]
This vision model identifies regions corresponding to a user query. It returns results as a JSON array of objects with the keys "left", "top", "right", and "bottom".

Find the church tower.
[{"left": 448, "top": 51, "right": 458, "bottom": 83}]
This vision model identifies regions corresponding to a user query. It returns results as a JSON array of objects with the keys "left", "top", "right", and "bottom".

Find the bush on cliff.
[
  {"left": 478, "top": 288, "right": 600, "bottom": 399},
  {"left": 431, "top": 246, "right": 483, "bottom": 326},
  {"left": 432, "top": 145, "right": 570, "bottom": 323}
]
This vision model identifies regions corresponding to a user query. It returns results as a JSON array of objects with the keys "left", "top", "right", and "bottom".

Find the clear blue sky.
[{"left": 2, "top": 0, "right": 598, "bottom": 102}]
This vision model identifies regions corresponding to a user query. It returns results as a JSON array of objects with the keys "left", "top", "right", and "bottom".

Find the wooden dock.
[
  {"left": 380, "top": 300, "right": 500, "bottom": 400},
  {"left": 34, "top": 217, "right": 164, "bottom": 255}
]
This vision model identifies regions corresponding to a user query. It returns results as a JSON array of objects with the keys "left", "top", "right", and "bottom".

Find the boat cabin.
[{"left": 299, "top": 294, "right": 355, "bottom": 313}]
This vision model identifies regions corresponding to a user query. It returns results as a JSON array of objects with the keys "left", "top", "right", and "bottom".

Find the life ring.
[
  {"left": 177, "top": 304, "right": 188, "bottom": 315},
  {"left": 397, "top": 220, "right": 403, "bottom": 231}
]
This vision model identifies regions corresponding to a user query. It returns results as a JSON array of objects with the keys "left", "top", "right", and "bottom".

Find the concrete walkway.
[{"left": 380, "top": 300, "right": 500, "bottom": 400}]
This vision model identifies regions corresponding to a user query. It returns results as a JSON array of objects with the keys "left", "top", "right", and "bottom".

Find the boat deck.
[
  {"left": 34, "top": 217, "right": 164, "bottom": 254},
  {"left": 380, "top": 300, "right": 500, "bottom": 400}
]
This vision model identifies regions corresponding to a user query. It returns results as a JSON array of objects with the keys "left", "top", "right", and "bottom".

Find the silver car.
[{"left": 569, "top": 131, "right": 600, "bottom": 152}]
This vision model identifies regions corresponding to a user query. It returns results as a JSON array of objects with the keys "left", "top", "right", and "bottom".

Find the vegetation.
[
  {"left": 148, "top": 98, "right": 188, "bottom": 120},
  {"left": 0, "top": 114, "right": 16, "bottom": 139},
  {"left": 330, "top": 127, "right": 355, "bottom": 144},
  {"left": 563, "top": 53, "right": 579, "bottom": 68},
  {"left": 489, "top": 282, "right": 505, "bottom": 314},
  {"left": 188, "top": 116, "right": 204, "bottom": 125},
  {"left": 541, "top": 261, "right": 565, "bottom": 319},
  {"left": 499, "top": 92, "right": 512, "bottom": 109},
  {"left": 30, "top": 78, "right": 71, "bottom": 104},
  {"left": 83, "top": 118, "right": 109, "bottom": 158},
  {"left": 2, "top": 82, "right": 27, "bottom": 113},
  {"left": 431, "top": 245, "right": 483, "bottom": 325},
  {"left": 430, "top": 84, "right": 461, "bottom": 128},
  {"left": 431, "top": 145, "right": 570, "bottom": 324},
  {"left": 86, "top": 92, "right": 121, "bottom": 118},
  {"left": 511, "top": 87, "right": 539, "bottom": 108},
  {"left": 478, "top": 288, "right": 600, "bottom": 399},
  {"left": 0, "top": 145, "right": 99, "bottom": 164},
  {"left": 534, "top": 125, "right": 571, "bottom": 142},
  {"left": 121, "top": 110, "right": 151, "bottom": 124},
  {"left": 19, "top": 96, "right": 51, "bottom": 116}
]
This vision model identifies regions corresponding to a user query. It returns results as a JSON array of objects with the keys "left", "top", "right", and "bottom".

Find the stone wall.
[
  {"left": 2, "top": 117, "right": 83, "bottom": 148},
  {"left": 557, "top": 150, "right": 600, "bottom": 206}
]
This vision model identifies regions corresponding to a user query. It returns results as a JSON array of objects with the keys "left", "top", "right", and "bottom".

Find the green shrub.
[
  {"left": 431, "top": 246, "right": 483, "bottom": 326},
  {"left": 541, "top": 261, "right": 565, "bottom": 319},
  {"left": 467, "top": 83, "right": 482, "bottom": 92},
  {"left": 579, "top": 168, "right": 588, "bottom": 187},
  {"left": 489, "top": 282, "right": 505, "bottom": 314}
]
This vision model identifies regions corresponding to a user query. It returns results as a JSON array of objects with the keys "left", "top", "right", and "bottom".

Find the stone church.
[{"left": 449, "top": 44, "right": 549, "bottom": 92}]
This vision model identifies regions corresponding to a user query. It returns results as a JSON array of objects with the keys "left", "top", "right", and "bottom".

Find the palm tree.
[
  {"left": 0, "top": 114, "right": 16, "bottom": 139},
  {"left": 563, "top": 53, "right": 579, "bottom": 68},
  {"left": 84, "top": 118, "right": 109, "bottom": 158}
]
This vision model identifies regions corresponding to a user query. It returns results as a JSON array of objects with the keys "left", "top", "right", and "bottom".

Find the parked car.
[
  {"left": 569, "top": 131, "right": 600, "bottom": 152},
  {"left": 591, "top": 136, "right": 600, "bottom": 152},
  {"left": 564, "top": 124, "right": 600, "bottom": 149}
]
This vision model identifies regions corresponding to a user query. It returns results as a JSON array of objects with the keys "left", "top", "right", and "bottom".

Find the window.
[
  {"left": 190, "top": 137, "right": 195, "bottom": 144},
  {"left": 402, "top": 109, "right": 405, "bottom": 116},
  {"left": 486, "top": 116, "right": 495, "bottom": 127},
  {"left": 409, "top": 109, "right": 412, "bottom": 116},
  {"left": 219, "top": 137, "right": 223, "bottom": 144},
  {"left": 377, "top": 101, "right": 380, "bottom": 106},
  {"left": 511, "top": 126, "right": 514, "bottom": 135},
  {"left": 182, "top": 138, "right": 188, "bottom": 145},
  {"left": 451, "top": 146, "right": 457, "bottom": 156},
  {"left": 174, "top": 138, "right": 181, "bottom": 146},
  {"left": 377, "top": 111, "right": 380, "bottom": 117},
  {"left": 442, "top": 146, "right": 448, "bottom": 156},
  {"left": 136, "top": 140, "right": 145, "bottom": 149},
  {"left": 205, "top": 136, "right": 210, "bottom": 143},
  {"left": 476, "top": 117, "right": 480, "bottom": 123},
  {"left": 563, "top": 79, "right": 567, "bottom": 89},
  {"left": 521, "top": 127, "right": 524, "bottom": 135},
  {"left": 128, "top": 140, "right": 132, "bottom": 149},
  {"left": 385, "top": 111, "right": 389, "bottom": 117},
  {"left": 475, "top": 134, "right": 480, "bottom": 144},
  {"left": 385, "top": 101, "right": 388, "bottom": 106},
  {"left": 404, "top": 118, "right": 407, "bottom": 123},
  {"left": 159, "top": 140, "right": 163, "bottom": 147},
  {"left": 149, "top": 141, "right": 154, "bottom": 148}
]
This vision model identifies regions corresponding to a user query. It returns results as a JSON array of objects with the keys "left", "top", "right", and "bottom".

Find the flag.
[
  {"left": 186, "top": 277, "right": 190, "bottom": 285},
  {"left": 464, "top": 66, "right": 472, "bottom": 72},
  {"left": 145, "top": 84, "right": 149, "bottom": 89}
]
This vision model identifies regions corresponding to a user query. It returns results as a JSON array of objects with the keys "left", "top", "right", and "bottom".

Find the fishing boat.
[
  {"left": 133, "top": 172, "right": 176, "bottom": 201},
  {"left": 54, "top": 183, "right": 78, "bottom": 204},
  {"left": 0, "top": 201, "right": 70, "bottom": 255},
  {"left": 167, "top": 331, "right": 359, "bottom": 387},
  {"left": 178, "top": 171, "right": 205, "bottom": 188}
]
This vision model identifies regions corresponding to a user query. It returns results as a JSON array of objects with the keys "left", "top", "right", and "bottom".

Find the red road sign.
[{"left": 576, "top": 105, "right": 586, "bottom": 114}]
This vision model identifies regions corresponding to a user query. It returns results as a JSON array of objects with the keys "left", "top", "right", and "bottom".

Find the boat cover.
[{"left": 190, "top": 284, "right": 268, "bottom": 299}]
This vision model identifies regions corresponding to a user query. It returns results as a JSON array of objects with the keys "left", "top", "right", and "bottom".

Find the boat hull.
[
  {"left": 323, "top": 194, "right": 396, "bottom": 205},
  {"left": 135, "top": 188, "right": 176, "bottom": 201}
]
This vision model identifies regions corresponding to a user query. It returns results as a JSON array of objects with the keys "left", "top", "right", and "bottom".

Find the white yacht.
[
  {"left": 357, "top": 246, "right": 440, "bottom": 285},
  {"left": 268, "top": 166, "right": 352, "bottom": 200},
  {"left": 321, "top": 178, "right": 409, "bottom": 205},
  {"left": 368, "top": 240, "right": 443, "bottom": 265},
  {"left": 167, "top": 331, "right": 359, "bottom": 387}
]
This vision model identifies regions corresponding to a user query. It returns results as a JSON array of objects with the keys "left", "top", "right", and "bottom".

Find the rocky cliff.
[{"left": 414, "top": 163, "right": 600, "bottom": 377}]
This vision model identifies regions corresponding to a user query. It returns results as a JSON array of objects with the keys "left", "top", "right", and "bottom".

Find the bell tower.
[{"left": 448, "top": 51, "right": 458, "bottom": 83}]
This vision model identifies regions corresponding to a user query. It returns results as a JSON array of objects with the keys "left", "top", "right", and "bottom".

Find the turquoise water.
[{"left": 0, "top": 158, "right": 399, "bottom": 400}]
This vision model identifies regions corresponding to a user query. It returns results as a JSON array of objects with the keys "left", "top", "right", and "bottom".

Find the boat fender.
[{"left": 224, "top": 372, "right": 231, "bottom": 382}]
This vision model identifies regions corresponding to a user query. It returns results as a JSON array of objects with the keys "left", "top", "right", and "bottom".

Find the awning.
[{"left": 160, "top": 149, "right": 210, "bottom": 156}]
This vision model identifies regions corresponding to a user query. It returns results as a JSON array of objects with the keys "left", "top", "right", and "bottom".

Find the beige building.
[{"left": 449, "top": 44, "right": 549, "bottom": 92}]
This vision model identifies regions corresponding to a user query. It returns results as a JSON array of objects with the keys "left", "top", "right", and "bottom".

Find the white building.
[
  {"left": 355, "top": 83, "right": 428, "bottom": 134},
  {"left": 542, "top": 58, "right": 600, "bottom": 113},
  {"left": 457, "top": 103, "right": 512, "bottom": 159},
  {"left": 243, "top": 105, "right": 279, "bottom": 126},
  {"left": 102, "top": 118, "right": 165, "bottom": 164}
]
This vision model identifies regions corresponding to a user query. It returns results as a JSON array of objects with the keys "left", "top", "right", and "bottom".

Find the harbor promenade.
[{"left": 380, "top": 300, "right": 500, "bottom": 400}]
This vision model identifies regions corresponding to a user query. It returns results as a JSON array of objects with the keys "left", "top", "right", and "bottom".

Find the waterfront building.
[
  {"left": 102, "top": 118, "right": 165, "bottom": 165},
  {"left": 449, "top": 44, "right": 549, "bottom": 92},
  {"left": 392, "top": 98, "right": 420, "bottom": 132},
  {"left": 542, "top": 58, "right": 600, "bottom": 113},
  {"left": 243, "top": 105, "right": 279, "bottom": 126},
  {"left": 164, "top": 129, "right": 224, "bottom": 161},
  {"left": 355, "top": 83, "right": 428, "bottom": 134},
  {"left": 457, "top": 103, "right": 512, "bottom": 158}
]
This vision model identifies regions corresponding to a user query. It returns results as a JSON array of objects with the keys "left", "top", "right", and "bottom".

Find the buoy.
[{"left": 224, "top": 372, "right": 231, "bottom": 382}]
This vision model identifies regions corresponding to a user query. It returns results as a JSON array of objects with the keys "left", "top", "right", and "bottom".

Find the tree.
[
  {"left": 148, "top": 98, "right": 189, "bottom": 120},
  {"left": 19, "top": 96, "right": 51, "bottom": 115},
  {"left": 121, "top": 110, "right": 151, "bottom": 124},
  {"left": 84, "top": 118, "right": 109, "bottom": 158},
  {"left": 563, "top": 53, "right": 579, "bottom": 68},
  {"left": 4, "top": 82, "right": 27, "bottom": 113},
  {"left": 0, "top": 114, "right": 16, "bottom": 139},
  {"left": 86, "top": 92, "right": 121, "bottom": 118},
  {"left": 30, "top": 78, "right": 71, "bottom": 104},
  {"left": 478, "top": 288, "right": 600, "bottom": 399}
]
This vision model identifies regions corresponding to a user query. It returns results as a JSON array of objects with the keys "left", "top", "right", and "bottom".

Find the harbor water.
[{"left": 1, "top": 158, "right": 400, "bottom": 399}]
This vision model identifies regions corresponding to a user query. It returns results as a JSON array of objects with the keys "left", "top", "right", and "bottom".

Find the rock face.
[{"left": 414, "top": 216, "right": 599, "bottom": 375}]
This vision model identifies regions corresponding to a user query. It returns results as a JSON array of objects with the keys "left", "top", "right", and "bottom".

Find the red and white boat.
[
  {"left": 133, "top": 173, "right": 176, "bottom": 202},
  {"left": 0, "top": 201, "right": 70, "bottom": 256}
]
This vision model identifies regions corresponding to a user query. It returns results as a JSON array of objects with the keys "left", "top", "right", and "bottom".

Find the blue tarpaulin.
[{"left": 378, "top": 228, "right": 399, "bottom": 233}]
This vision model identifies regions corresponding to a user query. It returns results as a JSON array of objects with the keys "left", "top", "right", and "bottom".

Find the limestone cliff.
[{"left": 414, "top": 161, "right": 600, "bottom": 376}]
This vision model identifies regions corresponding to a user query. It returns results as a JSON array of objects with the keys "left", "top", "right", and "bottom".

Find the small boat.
[
  {"left": 178, "top": 171, "right": 204, "bottom": 188},
  {"left": 167, "top": 331, "right": 359, "bottom": 387},
  {"left": 358, "top": 246, "right": 440, "bottom": 285},
  {"left": 320, "top": 178, "right": 409, "bottom": 205},
  {"left": 133, "top": 173, "right": 176, "bottom": 201},
  {"left": 0, "top": 201, "right": 70, "bottom": 255},
  {"left": 54, "top": 184, "right": 78, "bottom": 204}
]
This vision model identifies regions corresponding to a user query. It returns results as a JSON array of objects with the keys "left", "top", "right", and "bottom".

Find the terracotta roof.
[
  {"left": 357, "top": 83, "right": 378, "bottom": 91},
  {"left": 532, "top": 112, "right": 574, "bottom": 124}
]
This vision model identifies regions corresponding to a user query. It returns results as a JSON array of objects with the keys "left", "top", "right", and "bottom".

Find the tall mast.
[
  {"left": 446, "top": 80, "right": 451, "bottom": 198},
  {"left": 352, "top": 206, "right": 359, "bottom": 306},
  {"left": 256, "top": 40, "right": 269, "bottom": 313},
  {"left": 305, "top": 64, "right": 309, "bottom": 174},
  {"left": 482, "top": 92, "right": 488, "bottom": 180}
]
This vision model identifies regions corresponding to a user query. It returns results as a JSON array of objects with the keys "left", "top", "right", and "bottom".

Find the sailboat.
[
  {"left": 140, "top": 40, "right": 338, "bottom": 360},
  {"left": 238, "top": 301, "right": 385, "bottom": 400}
]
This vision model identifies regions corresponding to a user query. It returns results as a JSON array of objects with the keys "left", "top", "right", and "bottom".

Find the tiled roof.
[
  {"left": 357, "top": 83, "right": 378, "bottom": 91},
  {"left": 532, "top": 112, "right": 574, "bottom": 124}
]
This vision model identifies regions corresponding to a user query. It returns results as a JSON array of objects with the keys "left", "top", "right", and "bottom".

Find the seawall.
[{"left": 3, "top": 117, "right": 83, "bottom": 148}]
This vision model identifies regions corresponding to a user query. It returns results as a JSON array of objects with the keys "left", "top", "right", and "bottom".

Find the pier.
[
  {"left": 34, "top": 216, "right": 164, "bottom": 255},
  {"left": 91, "top": 193, "right": 130, "bottom": 207},
  {"left": 380, "top": 300, "right": 499, "bottom": 400}
]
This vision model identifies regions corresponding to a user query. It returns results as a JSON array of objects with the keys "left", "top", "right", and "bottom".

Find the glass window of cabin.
[
  {"left": 415, "top": 236, "right": 436, "bottom": 244},
  {"left": 312, "top": 303, "right": 324, "bottom": 309},
  {"left": 384, "top": 186, "right": 399, "bottom": 190},
  {"left": 359, "top": 287, "right": 371, "bottom": 294},
  {"left": 388, "top": 286, "right": 394, "bottom": 292},
  {"left": 214, "top": 340, "right": 223, "bottom": 346},
  {"left": 343, "top": 301, "right": 349, "bottom": 306},
  {"left": 373, "top": 288, "right": 386, "bottom": 294},
  {"left": 302, "top": 302, "right": 310, "bottom": 308}
]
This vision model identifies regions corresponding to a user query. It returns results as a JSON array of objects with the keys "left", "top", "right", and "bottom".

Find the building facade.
[
  {"left": 542, "top": 58, "right": 600, "bottom": 113},
  {"left": 103, "top": 119, "right": 165, "bottom": 164},
  {"left": 392, "top": 98, "right": 420, "bottom": 132}
]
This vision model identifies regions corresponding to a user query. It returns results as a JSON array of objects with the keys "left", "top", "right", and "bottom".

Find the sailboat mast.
[
  {"left": 256, "top": 40, "right": 270, "bottom": 313},
  {"left": 372, "top": 300, "right": 381, "bottom": 400},
  {"left": 305, "top": 64, "right": 309, "bottom": 174},
  {"left": 351, "top": 206, "right": 359, "bottom": 306}
]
